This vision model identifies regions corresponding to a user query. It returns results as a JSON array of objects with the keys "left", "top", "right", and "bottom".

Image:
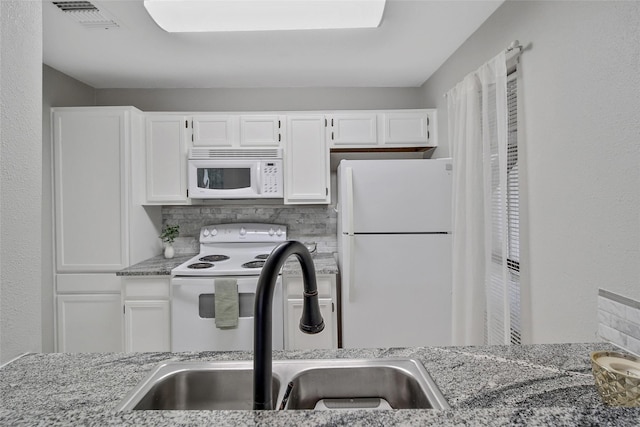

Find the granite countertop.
[
  {"left": 116, "top": 252, "right": 339, "bottom": 276},
  {"left": 2, "top": 343, "right": 639, "bottom": 426},
  {"left": 116, "top": 254, "right": 196, "bottom": 276}
]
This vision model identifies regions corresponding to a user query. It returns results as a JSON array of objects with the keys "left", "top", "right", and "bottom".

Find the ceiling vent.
[{"left": 53, "top": 1, "right": 120, "bottom": 29}]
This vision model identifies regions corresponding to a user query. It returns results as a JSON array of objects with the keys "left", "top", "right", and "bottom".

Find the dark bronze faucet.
[{"left": 253, "top": 240, "right": 325, "bottom": 410}]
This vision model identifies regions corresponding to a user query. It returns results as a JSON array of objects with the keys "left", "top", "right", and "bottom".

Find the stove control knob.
[
  {"left": 210, "top": 228, "right": 218, "bottom": 236},
  {"left": 268, "top": 228, "right": 275, "bottom": 236},
  {"left": 276, "top": 228, "right": 283, "bottom": 237},
  {"left": 239, "top": 227, "right": 247, "bottom": 236},
  {"left": 203, "top": 228, "right": 210, "bottom": 237}
]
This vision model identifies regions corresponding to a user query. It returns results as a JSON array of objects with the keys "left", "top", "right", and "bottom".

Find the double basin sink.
[{"left": 116, "top": 358, "right": 449, "bottom": 411}]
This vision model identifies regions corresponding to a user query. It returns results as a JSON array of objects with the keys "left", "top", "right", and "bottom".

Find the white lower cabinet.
[
  {"left": 286, "top": 298, "right": 335, "bottom": 350},
  {"left": 122, "top": 277, "right": 171, "bottom": 352},
  {"left": 55, "top": 273, "right": 123, "bottom": 353},
  {"left": 283, "top": 274, "right": 338, "bottom": 349},
  {"left": 124, "top": 301, "right": 170, "bottom": 352},
  {"left": 56, "top": 293, "right": 122, "bottom": 353}
]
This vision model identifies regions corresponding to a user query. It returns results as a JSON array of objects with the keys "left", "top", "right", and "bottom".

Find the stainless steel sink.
[
  {"left": 116, "top": 361, "right": 279, "bottom": 410},
  {"left": 283, "top": 359, "right": 443, "bottom": 410},
  {"left": 116, "top": 358, "right": 449, "bottom": 411}
]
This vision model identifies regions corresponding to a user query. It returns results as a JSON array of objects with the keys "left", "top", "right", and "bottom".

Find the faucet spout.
[{"left": 253, "top": 240, "right": 324, "bottom": 410}]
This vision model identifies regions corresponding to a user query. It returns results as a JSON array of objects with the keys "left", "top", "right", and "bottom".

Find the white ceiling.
[{"left": 43, "top": 0, "right": 503, "bottom": 89}]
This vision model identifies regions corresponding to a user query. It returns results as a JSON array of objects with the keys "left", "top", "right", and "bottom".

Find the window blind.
[{"left": 486, "top": 70, "right": 521, "bottom": 345}]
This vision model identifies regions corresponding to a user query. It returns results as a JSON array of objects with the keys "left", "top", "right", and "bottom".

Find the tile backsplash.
[
  {"left": 162, "top": 204, "right": 337, "bottom": 254},
  {"left": 597, "top": 289, "right": 640, "bottom": 356}
]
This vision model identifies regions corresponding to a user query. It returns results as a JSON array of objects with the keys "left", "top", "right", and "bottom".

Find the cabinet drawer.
[
  {"left": 285, "top": 274, "right": 334, "bottom": 298},
  {"left": 122, "top": 277, "right": 170, "bottom": 299},
  {"left": 57, "top": 274, "right": 121, "bottom": 293}
]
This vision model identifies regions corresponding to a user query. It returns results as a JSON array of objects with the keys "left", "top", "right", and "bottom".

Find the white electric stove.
[{"left": 171, "top": 223, "right": 287, "bottom": 352}]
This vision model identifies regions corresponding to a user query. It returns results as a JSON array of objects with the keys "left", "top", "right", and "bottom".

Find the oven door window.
[
  {"left": 199, "top": 293, "right": 254, "bottom": 318},
  {"left": 196, "top": 167, "right": 251, "bottom": 190}
]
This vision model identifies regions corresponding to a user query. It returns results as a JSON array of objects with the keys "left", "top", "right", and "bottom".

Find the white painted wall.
[
  {"left": 420, "top": 1, "right": 640, "bottom": 344},
  {"left": 41, "top": 65, "right": 96, "bottom": 353},
  {"left": 1, "top": 1, "right": 43, "bottom": 363},
  {"left": 95, "top": 87, "right": 423, "bottom": 111}
]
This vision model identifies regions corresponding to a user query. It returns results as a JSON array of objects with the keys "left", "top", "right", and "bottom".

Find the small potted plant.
[{"left": 160, "top": 224, "right": 180, "bottom": 259}]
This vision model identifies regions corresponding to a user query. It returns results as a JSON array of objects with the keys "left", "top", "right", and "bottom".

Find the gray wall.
[
  {"left": 420, "top": 1, "right": 640, "bottom": 344},
  {"left": 1, "top": 1, "right": 43, "bottom": 363},
  {"left": 95, "top": 87, "right": 422, "bottom": 111},
  {"left": 41, "top": 65, "right": 96, "bottom": 353}
]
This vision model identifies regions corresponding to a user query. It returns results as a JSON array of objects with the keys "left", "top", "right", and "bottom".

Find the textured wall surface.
[
  {"left": 598, "top": 289, "right": 640, "bottom": 356},
  {"left": 1, "top": 1, "right": 43, "bottom": 363},
  {"left": 420, "top": 1, "right": 640, "bottom": 344},
  {"left": 162, "top": 205, "right": 338, "bottom": 254}
]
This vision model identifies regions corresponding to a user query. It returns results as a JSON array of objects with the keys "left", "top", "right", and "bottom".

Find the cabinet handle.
[
  {"left": 278, "top": 120, "right": 281, "bottom": 129},
  {"left": 185, "top": 120, "right": 188, "bottom": 128},
  {"left": 279, "top": 134, "right": 281, "bottom": 142},
  {"left": 331, "top": 132, "right": 334, "bottom": 140}
]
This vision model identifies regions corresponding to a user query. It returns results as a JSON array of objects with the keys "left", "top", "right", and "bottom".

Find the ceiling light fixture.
[{"left": 143, "top": 0, "right": 386, "bottom": 32}]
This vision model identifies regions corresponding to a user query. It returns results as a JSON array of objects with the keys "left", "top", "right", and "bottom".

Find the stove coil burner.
[
  {"left": 199, "top": 254, "right": 230, "bottom": 262},
  {"left": 242, "top": 260, "right": 265, "bottom": 269},
  {"left": 254, "top": 254, "right": 270, "bottom": 260},
  {"left": 187, "top": 262, "right": 214, "bottom": 269}
]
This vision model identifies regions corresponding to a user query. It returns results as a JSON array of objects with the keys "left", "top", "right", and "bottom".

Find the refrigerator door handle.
[
  {"left": 345, "top": 234, "right": 356, "bottom": 302},
  {"left": 345, "top": 166, "right": 356, "bottom": 302},
  {"left": 345, "top": 167, "right": 354, "bottom": 237}
]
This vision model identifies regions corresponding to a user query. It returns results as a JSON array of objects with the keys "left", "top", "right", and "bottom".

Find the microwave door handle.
[{"left": 255, "top": 163, "right": 262, "bottom": 194}]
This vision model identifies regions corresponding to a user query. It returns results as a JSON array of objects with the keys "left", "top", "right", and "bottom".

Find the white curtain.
[{"left": 447, "top": 52, "right": 509, "bottom": 346}]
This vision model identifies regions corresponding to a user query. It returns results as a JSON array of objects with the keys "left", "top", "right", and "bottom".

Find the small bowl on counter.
[{"left": 591, "top": 350, "right": 640, "bottom": 407}]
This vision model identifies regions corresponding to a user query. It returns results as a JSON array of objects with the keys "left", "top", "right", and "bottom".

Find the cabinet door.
[
  {"left": 145, "top": 115, "right": 188, "bottom": 203},
  {"left": 284, "top": 115, "right": 330, "bottom": 204},
  {"left": 327, "top": 113, "right": 378, "bottom": 147},
  {"left": 124, "top": 300, "right": 170, "bottom": 352},
  {"left": 382, "top": 112, "right": 430, "bottom": 145},
  {"left": 286, "top": 298, "right": 335, "bottom": 350},
  {"left": 192, "top": 115, "right": 237, "bottom": 147},
  {"left": 53, "top": 109, "right": 128, "bottom": 271},
  {"left": 56, "top": 294, "right": 122, "bottom": 352},
  {"left": 240, "top": 115, "right": 283, "bottom": 146}
]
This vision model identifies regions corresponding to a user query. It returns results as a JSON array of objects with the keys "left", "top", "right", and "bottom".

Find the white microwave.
[{"left": 187, "top": 148, "right": 283, "bottom": 199}]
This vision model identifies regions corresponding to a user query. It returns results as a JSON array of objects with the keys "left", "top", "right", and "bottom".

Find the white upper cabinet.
[
  {"left": 240, "top": 115, "right": 284, "bottom": 147},
  {"left": 192, "top": 115, "right": 238, "bottom": 147},
  {"left": 52, "top": 108, "right": 130, "bottom": 271},
  {"left": 285, "top": 115, "right": 330, "bottom": 204},
  {"left": 327, "top": 109, "right": 437, "bottom": 149},
  {"left": 190, "top": 114, "right": 283, "bottom": 148},
  {"left": 145, "top": 115, "right": 189, "bottom": 204},
  {"left": 381, "top": 111, "right": 434, "bottom": 146},
  {"left": 327, "top": 113, "right": 377, "bottom": 146}
]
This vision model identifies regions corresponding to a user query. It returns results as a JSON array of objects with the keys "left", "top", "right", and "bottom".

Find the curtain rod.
[
  {"left": 506, "top": 40, "right": 522, "bottom": 53},
  {"left": 442, "top": 40, "right": 523, "bottom": 98}
]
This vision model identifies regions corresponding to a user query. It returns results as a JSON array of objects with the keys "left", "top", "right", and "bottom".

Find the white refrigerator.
[{"left": 337, "top": 158, "right": 452, "bottom": 348}]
